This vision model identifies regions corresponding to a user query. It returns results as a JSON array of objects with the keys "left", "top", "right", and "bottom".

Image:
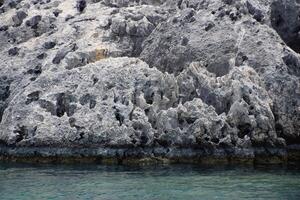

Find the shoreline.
[{"left": 1, "top": 145, "right": 299, "bottom": 166}]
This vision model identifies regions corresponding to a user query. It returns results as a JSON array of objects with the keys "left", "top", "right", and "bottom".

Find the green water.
[{"left": 0, "top": 163, "right": 299, "bottom": 200}]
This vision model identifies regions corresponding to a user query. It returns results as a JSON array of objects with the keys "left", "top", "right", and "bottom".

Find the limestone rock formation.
[{"left": 0, "top": 0, "right": 299, "bottom": 163}]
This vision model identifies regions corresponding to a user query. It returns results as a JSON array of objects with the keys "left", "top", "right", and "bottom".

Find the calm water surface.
[{"left": 0, "top": 162, "right": 299, "bottom": 200}]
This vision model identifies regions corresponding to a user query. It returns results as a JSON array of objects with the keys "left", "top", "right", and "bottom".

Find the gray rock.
[
  {"left": 43, "top": 41, "right": 56, "bottom": 49},
  {"left": 12, "top": 11, "right": 28, "bottom": 27},
  {"left": 25, "top": 15, "right": 42, "bottom": 29},
  {"left": 0, "top": 0, "right": 299, "bottom": 162}
]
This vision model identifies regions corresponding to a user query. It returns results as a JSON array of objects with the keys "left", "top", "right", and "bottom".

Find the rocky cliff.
[{"left": 0, "top": 0, "right": 299, "bottom": 164}]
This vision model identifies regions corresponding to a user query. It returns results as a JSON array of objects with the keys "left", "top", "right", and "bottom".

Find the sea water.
[{"left": 0, "top": 163, "right": 299, "bottom": 200}]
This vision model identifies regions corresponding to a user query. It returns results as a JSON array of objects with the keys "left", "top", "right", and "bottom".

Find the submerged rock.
[{"left": 0, "top": 0, "right": 299, "bottom": 164}]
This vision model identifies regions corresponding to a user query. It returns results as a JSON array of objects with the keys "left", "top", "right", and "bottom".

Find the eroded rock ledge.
[
  {"left": 0, "top": 0, "right": 299, "bottom": 164},
  {"left": 1, "top": 145, "right": 300, "bottom": 165}
]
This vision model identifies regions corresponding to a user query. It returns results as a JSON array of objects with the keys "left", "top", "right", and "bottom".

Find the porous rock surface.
[{"left": 0, "top": 0, "right": 299, "bottom": 163}]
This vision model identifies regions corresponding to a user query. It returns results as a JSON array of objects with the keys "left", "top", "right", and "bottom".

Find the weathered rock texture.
[{"left": 0, "top": 0, "right": 299, "bottom": 164}]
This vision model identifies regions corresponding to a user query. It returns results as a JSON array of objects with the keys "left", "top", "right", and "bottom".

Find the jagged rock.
[{"left": 0, "top": 0, "right": 299, "bottom": 163}]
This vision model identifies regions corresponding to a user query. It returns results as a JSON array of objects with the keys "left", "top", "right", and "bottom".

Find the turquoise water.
[{"left": 0, "top": 163, "right": 299, "bottom": 200}]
